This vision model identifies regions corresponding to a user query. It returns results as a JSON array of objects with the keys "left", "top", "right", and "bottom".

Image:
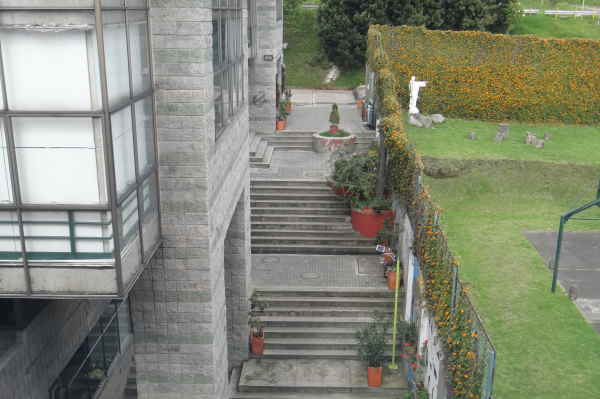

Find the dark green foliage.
[
  {"left": 283, "top": 0, "right": 303, "bottom": 19},
  {"left": 318, "top": 0, "right": 517, "bottom": 68},
  {"left": 356, "top": 316, "right": 388, "bottom": 367},
  {"left": 329, "top": 103, "right": 340, "bottom": 125}
]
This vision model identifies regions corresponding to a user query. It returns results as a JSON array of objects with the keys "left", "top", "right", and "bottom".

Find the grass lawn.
[
  {"left": 405, "top": 118, "right": 600, "bottom": 165},
  {"left": 284, "top": 9, "right": 364, "bottom": 88},
  {"left": 424, "top": 162, "right": 600, "bottom": 399},
  {"left": 519, "top": 0, "right": 600, "bottom": 9},
  {"left": 510, "top": 13, "right": 600, "bottom": 40}
]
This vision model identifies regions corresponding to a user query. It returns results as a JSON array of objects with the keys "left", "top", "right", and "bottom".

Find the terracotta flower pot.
[
  {"left": 329, "top": 125, "right": 338, "bottom": 134},
  {"left": 250, "top": 335, "right": 265, "bottom": 355},
  {"left": 367, "top": 366, "right": 383, "bottom": 387},
  {"left": 276, "top": 120, "right": 286, "bottom": 131},
  {"left": 356, "top": 99, "right": 364, "bottom": 109},
  {"left": 387, "top": 271, "right": 397, "bottom": 291},
  {"left": 351, "top": 208, "right": 395, "bottom": 238},
  {"left": 285, "top": 103, "right": 292, "bottom": 113}
]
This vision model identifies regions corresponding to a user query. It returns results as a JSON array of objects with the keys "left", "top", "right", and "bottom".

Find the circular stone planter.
[{"left": 312, "top": 132, "right": 357, "bottom": 153}]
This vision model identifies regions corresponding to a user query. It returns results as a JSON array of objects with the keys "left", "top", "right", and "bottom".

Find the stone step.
[
  {"left": 232, "top": 392, "right": 395, "bottom": 399},
  {"left": 250, "top": 193, "right": 342, "bottom": 201},
  {"left": 261, "top": 136, "right": 314, "bottom": 142},
  {"left": 254, "top": 288, "right": 393, "bottom": 298},
  {"left": 257, "top": 315, "right": 376, "bottom": 328},
  {"left": 257, "top": 296, "right": 395, "bottom": 308},
  {"left": 251, "top": 237, "right": 373, "bottom": 247},
  {"left": 254, "top": 306, "right": 393, "bottom": 318},
  {"left": 259, "top": 130, "right": 315, "bottom": 136},
  {"left": 251, "top": 207, "right": 350, "bottom": 216},
  {"left": 251, "top": 186, "right": 333, "bottom": 195},
  {"left": 264, "top": 140, "right": 313, "bottom": 146},
  {"left": 251, "top": 222, "right": 353, "bottom": 231},
  {"left": 250, "top": 146, "right": 275, "bottom": 169},
  {"left": 251, "top": 214, "right": 350, "bottom": 223},
  {"left": 249, "top": 135, "right": 261, "bottom": 156},
  {"left": 271, "top": 145, "right": 313, "bottom": 151},
  {"left": 251, "top": 244, "right": 373, "bottom": 255},
  {"left": 251, "top": 179, "right": 328, "bottom": 186},
  {"left": 251, "top": 230, "right": 362, "bottom": 238},
  {"left": 263, "top": 326, "right": 377, "bottom": 340},
  {"left": 251, "top": 200, "right": 348, "bottom": 209},
  {"left": 253, "top": 139, "right": 268, "bottom": 159},
  {"left": 265, "top": 338, "right": 397, "bottom": 351}
]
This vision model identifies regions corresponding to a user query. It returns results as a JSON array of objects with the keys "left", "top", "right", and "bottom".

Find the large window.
[
  {"left": 0, "top": 2, "right": 160, "bottom": 296},
  {"left": 212, "top": 0, "right": 245, "bottom": 139}
]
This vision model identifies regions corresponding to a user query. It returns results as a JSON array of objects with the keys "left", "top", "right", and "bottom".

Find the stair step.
[
  {"left": 251, "top": 244, "right": 374, "bottom": 254},
  {"left": 257, "top": 296, "right": 395, "bottom": 308},
  {"left": 256, "top": 306, "right": 393, "bottom": 317},
  {"left": 252, "top": 230, "right": 362, "bottom": 238},
  {"left": 257, "top": 316, "right": 376, "bottom": 328},
  {"left": 251, "top": 179, "right": 328, "bottom": 187},
  {"left": 254, "top": 288, "right": 393, "bottom": 298},
  {"left": 251, "top": 215, "right": 349, "bottom": 223},
  {"left": 263, "top": 326, "right": 387, "bottom": 339},
  {"left": 250, "top": 146, "right": 274, "bottom": 169},
  {"left": 251, "top": 186, "right": 333, "bottom": 194},
  {"left": 251, "top": 237, "right": 373, "bottom": 247},
  {"left": 270, "top": 145, "right": 313, "bottom": 151},
  {"left": 251, "top": 222, "right": 354, "bottom": 231},
  {"left": 262, "top": 136, "right": 314, "bottom": 142},
  {"left": 251, "top": 200, "right": 348, "bottom": 209},
  {"left": 251, "top": 348, "right": 395, "bottom": 361},
  {"left": 265, "top": 338, "right": 397, "bottom": 351},
  {"left": 249, "top": 135, "right": 262, "bottom": 156},
  {"left": 233, "top": 392, "right": 394, "bottom": 399},
  {"left": 251, "top": 193, "right": 342, "bottom": 201},
  {"left": 251, "top": 207, "right": 350, "bottom": 216}
]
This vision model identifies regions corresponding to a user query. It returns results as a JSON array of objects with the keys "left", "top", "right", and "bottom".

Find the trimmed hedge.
[{"left": 377, "top": 25, "right": 600, "bottom": 124}]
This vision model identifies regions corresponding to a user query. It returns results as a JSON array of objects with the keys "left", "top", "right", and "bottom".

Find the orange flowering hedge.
[
  {"left": 376, "top": 25, "right": 600, "bottom": 124},
  {"left": 369, "top": 26, "right": 496, "bottom": 399}
]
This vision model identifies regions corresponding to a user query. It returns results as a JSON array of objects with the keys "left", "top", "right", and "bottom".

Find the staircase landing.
[{"left": 238, "top": 358, "right": 406, "bottom": 396}]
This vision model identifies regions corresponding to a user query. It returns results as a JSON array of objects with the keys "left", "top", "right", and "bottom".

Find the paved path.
[
  {"left": 252, "top": 254, "right": 385, "bottom": 289},
  {"left": 292, "top": 89, "right": 356, "bottom": 105},
  {"left": 525, "top": 231, "right": 600, "bottom": 333},
  {"left": 250, "top": 103, "right": 371, "bottom": 180}
]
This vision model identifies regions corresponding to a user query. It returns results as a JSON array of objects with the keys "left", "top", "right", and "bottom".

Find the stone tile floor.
[{"left": 252, "top": 254, "right": 385, "bottom": 289}]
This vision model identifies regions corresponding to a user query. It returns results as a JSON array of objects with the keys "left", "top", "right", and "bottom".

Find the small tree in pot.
[
  {"left": 249, "top": 292, "right": 265, "bottom": 355},
  {"left": 356, "top": 315, "right": 388, "bottom": 387},
  {"left": 329, "top": 103, "right": 340, "bottom": 134}
]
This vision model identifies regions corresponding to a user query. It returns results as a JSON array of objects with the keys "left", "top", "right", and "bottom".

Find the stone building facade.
[{"left": 0, "top": 1, "right": 282, "bottom": 399}]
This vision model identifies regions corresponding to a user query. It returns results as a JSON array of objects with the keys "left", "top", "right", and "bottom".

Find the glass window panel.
[
  {"left": 73, "top": 211, "right": 114, "bottom": 256},
  {"left": 0, "top": 119, "right": 13, "bottom": 204},
  {"left": 127, "top": 0, "right": 148, "bottom": 7},
  {"left": 119, "top": 191, "right": 138, "bottom": 249},
  {"left": 118, "top": 299, "right": 132, "bottom": 348},
  {"left": 102, "top": 0, "right": 125, "bottom": 7},
  {"left": 23, "top": 211, "right": 70, "bottom": 255},
  {"left": 127, "top": 12, "right": 151, "bottom": 96},
  {"left": 103, "top": 12, "right": 130, "bottom": 106},
  {"left": 0, "top": 211, "right": 20, "bottom": 259},
  {"left": 0, "top": 29, "right": 101, "bottom": 111},
  {"left": 140, "top": 174, "right": 159, "bottom": 258},
  {"left": 134, "top": 97, "right": 155, "bottom": 177},
  {"left": 111, "top": 107, "right": 136, "bottom": 197},
  {"left": 14, "top": 117, "right": 105, "bottom": 205}
]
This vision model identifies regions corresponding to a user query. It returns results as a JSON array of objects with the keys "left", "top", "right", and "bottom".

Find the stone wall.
[
  {"left": 249, "top": 0, "right": 284, "bottom": 135},
  {"left": 131, "top": 0, "right": 253, "bottom": 398},
  {"left": 0, "top": 300, "right": 109, "bottom": 399}
]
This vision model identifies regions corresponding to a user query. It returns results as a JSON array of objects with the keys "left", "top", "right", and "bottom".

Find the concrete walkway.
[
  {"left": 525, "top": 231, "right": 600, "bottom": 333},
  {"left": 252, "top": 254, "right": 385, "bottom": 289},
  {"left": 292, "top": 89, "right": 356, "bottom": 105}
]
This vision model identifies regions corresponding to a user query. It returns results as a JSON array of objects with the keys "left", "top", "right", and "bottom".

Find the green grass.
[
  {"left": 405, "top": 118, "right": 600, "bottom": 165},
  {"left": 510, "top": 14, "right": 600, "bottom": 40},
  {"left": 519, "top": 0, "right": 600, "bottom": 9},
  {"left": 284, "top": 9, "right": 365, "bottom": 88},
  {"left": 424, "top": 163, "right": 600, "bottom": 399}
]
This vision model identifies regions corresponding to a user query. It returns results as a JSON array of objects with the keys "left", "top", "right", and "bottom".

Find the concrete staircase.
[
  {"left": 250, "top": 130, "right": 377, "bottom": 169},
  {"left": 122, "top": 361, "right": 137, "bottom": 399},
  {"left": 234, "top": 288, "right": 407, "bottom": 398},
  {"left": 250, "top": 180, "right": 374, "bottom": 254}
]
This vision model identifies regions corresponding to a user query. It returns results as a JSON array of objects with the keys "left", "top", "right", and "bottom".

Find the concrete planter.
[{"left": 312, "top": 132, "right": 357, "bottom": 153}]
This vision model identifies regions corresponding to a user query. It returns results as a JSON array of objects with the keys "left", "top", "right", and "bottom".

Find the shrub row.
[{"left": 377, "top": 25, "right": 600, "bottom": 124}]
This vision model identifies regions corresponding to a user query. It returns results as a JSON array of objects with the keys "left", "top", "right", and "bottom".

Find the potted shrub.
[
  {"left": 249, "top": 292, "right": 265, "bottom": 355},
  {"left": 329, "top": 103, "right": 340, "bottom": 134},
  {"left": 283, "top": 88, "right": 292, "bottom": 113},
  {"left": 351, "top": 198, "right": 394, "bottom": 239},
  {"left": 276, "top": 102, "right": 288, "bottom": 131},
  {"left": 356, "top": 316, "right": 388, "bottom": 387}
]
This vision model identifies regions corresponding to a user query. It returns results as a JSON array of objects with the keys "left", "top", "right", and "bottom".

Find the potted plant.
[
  {"left": 329, "top": 103, "right": 340, "bottom": 134},
  {"left": 276, "top": 102, "right": 288, "bottom": 131},
  {"left": 249, "top": 292, "right": 265, "bottom": 355},
  {"left": 283, "top": 88, "right": 293, "bottom": 113},
  {"left": 351, "top": 198, "right": 394, "bottom": 239},
  {"left": 356, "top": 316, "right": 388, "bottom": 387}
]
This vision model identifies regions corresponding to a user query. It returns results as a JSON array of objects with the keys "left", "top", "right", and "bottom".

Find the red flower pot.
[
  {"left": 351, "top": 208, "right": 395, "bottom": 238},
  {"left": 285, "top": 103, "right": 292, "bottom": 113},
  {"left": 276, "top": 120, "right": 286, "bottom": 131},
  {"left": 387, "top": 271, "right": 397, "bottom": 291},
  {"left": 367, "top": 366, "right": 383, "bottom": 387},
  {"left": 329, "top": 125, "right": 338, "bottom": 134},
  {"left": 250, "top": 335, "right": 265, "bottom": 355}
]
